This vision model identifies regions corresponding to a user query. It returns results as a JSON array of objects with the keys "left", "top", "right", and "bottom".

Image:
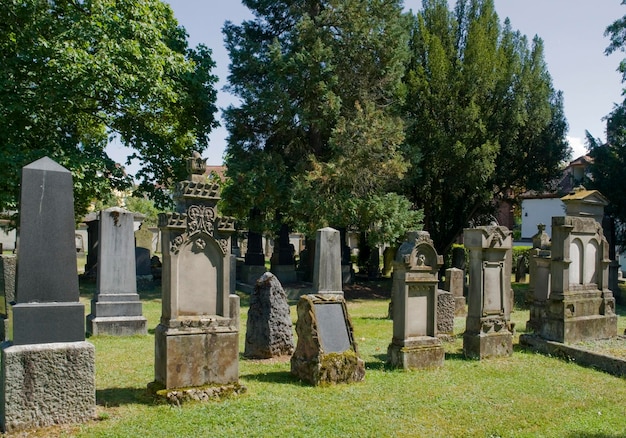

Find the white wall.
[{"left": 520, "top": 198, "right": 566, "bottom": 239}]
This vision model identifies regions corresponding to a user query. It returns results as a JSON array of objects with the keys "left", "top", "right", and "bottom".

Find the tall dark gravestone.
[{"left": 1, "top": 157, "right": 95, "bottom": 433}]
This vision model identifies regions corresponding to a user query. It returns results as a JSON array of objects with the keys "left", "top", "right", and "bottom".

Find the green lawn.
[{"left": 8, "top": 278, "right": 626, "bottom": 437}]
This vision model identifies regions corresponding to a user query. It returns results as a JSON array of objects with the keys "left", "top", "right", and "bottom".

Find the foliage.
[
  {"left": 401, "top": 0, "right": 569, "bottom": 254},
  {"left": 222, "top": 0, "right": 421, "bottom": 239},
  {"left": 0, "top": 0, "right": 218, "bottom": 217},
  {"left": 586, "top": 4, "right": 626, "bottom": 245}
]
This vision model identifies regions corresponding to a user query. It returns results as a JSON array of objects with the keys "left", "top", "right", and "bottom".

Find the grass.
[{"left": 6, "top": 265, "right": 626, "bottom": 437}]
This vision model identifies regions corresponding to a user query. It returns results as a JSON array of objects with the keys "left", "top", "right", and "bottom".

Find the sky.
[{"left": 110, "top": 1, "right": 626, "bottom": 170}]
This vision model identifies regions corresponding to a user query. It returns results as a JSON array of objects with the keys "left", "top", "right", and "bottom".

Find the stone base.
[
  {"left": 148, "top": 381, "right": 247, "bottom": 405},
  {"left": 291, "top": 350, "right": 365, "bottom": 386},
  {"left": 463, "top": 330, "right": 513, "bottom": 359},
  {"left": 1, "top": 341, "right": 95, "bottom": 433},
  {"left": 270, "top": 265, "right": 297, "bottom": 284},
  {"left": 387, "top": 336, "right": 444, "bottom": 370},
  {"left": 12, "top": 302, "right": 85, "bottom": 345},
  {"left": 86, "top": 315, "right": 147, "bottom": 336},
  {"left": 539, "top": 314, "right": 618, "bottom": 344},
  {"left": 239, "top": 265, "right": 267, "bottom": 286},
  {"left": 154, "top": 322, "right": 239, "bottom": 389}
]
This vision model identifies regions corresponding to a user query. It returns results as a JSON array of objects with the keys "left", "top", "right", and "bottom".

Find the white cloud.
[{"left": 567, "top": 136, "right": 588, "bottom": 160}]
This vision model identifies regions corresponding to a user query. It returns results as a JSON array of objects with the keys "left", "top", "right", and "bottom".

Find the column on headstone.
[{"left": 313, "top": 227, "right": 343, "bottom": 295}]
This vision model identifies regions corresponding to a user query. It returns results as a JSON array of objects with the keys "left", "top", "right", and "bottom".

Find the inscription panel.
[{"left": 314, "top": 302, "right": 351, "bottom": 353}]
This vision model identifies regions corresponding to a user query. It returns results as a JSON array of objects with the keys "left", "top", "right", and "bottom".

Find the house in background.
[{"left": 520, "top": 155, "right": 592, "bottom": 240}]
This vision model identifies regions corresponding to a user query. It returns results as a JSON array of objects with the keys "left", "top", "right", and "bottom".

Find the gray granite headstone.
[
  {"left": 12, "top": 157, "right": 84, "bottom": 345},
  {"left": 313, "top": 227, "right": 343, "bottom": 295},
  {"left": 87, "top": 207, "right": 147, "bottom": 336}
]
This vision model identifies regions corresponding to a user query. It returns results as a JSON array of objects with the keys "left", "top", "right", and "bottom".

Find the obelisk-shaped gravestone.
[
  {"left": 313, "top": 227, "right": 343, "bottom": 295},
  {"left": 13, "top": 157, "right": 84, "bottom": 343},
  {"left": 1, "top": 157, "right": 95, "bottom": 433},
  {"left": 87, "top": 207, "right": 147, "bottom": 336}
]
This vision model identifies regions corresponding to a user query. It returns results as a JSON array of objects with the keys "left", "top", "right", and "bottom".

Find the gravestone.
[
  {"left": 270, "top": 223, "right": 297, "bottom": 284},
  {"left": 463, "top": 226, "right": 513, "bottom": 359},
  {"left": 313, "top": 227, "right": 343, "bottom": 295},
  {"left": 0, "top": 255, "right": 16, "bottom": 341},
  {"left": 437, "top": 290, "right": 455, "bottom": 338},
  {"left": 525, "top": 188, "right": 617, "bottom": 343},
  {"left": 153, "top": 153, "right": 240, "bottom": 392},
  {"left": 525, "top": 224, "right": 552, "bottom": 333},
  {"left": 445, "top": 267, "right": 466, "bottom": 316},
  {"left": 1, "top": 157, "right": 95, "bottom": 433},
  {"left": 134, "top": 224, "right": 153, "bottom": 278},
  {"left": 82, "top": 213, "right": 99, "bottom": 277},
  {"left": 87, "top": 207, "right": 147, "bottom": 336},
  {"left": 291, "top": 227, "right": 363, "bottom": 384},
  {"left": 290, "top": 294, "right": 364, "bottom": 385},
  {"left": 244, "top": 272, "right": 294, "bottom": 358},
  {"left": 387, "top": 231, "right": 445, "bottom": 369}
]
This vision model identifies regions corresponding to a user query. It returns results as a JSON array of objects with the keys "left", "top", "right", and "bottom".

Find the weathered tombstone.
[
  {"left": 525, "top": 224, "right": 552, "bottom": 333},
  {"left": 290, "top": 294, "right": 364, "bottom": 385},
  {"left": 153, "top": 153, "right": 240, "bottom": 393},
  {"left": 134, "top": 224, "right": 153, "bottom": 278},
  {"left": 241, "top": 227, "right": 267, "bottom": 285},
  {"left": 0, "top": 255, "right": 16, "bottom": 341},
  {"left": 86, "top": 207, "right": 147, "bottom": 336},
  {"left": 244, "top": 272, "right": 294, "bottom": 358},
  {"left": 313, "top": 227, "right": 343, "bottom": 295},
  {"left": 463, "top": 226, "right": 513, "bottom": 359},
  {"left": 1, "top": 157, "right": 95, "bottom": 433},
  {"left": 388, "top": 231, "right": 445, "bottom": 369},
  {"left": 437, "top": 290, "right": 455, "bottom": 339},
  {"left": 270, "top": 223, "right": 297, "bottom": 284},
  {"left": 528, "top": 188, "right": 617, "bottom": 343},
  {"left": 82, "top": 213, "right": 99, "bottom": 277},
  {"left": 291, "top": 227, "right": 363, "bottom": 384},
  {"left": 445, "top": 267, "right": 466, "bottom": 316}
]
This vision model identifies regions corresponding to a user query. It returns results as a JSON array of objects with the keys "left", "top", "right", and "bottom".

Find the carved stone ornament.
[{"left": 187, "top": 205, "right": 216, "bottom": 236}]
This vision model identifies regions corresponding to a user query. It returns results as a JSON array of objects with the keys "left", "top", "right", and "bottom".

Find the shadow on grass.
[
  {"left": 566, "top": 434, "right": 626, "bottom": 438},
  {"left": 96, "top": 387, "right": 154, "bottom": 407},
  {"left": 242, "top": 370, "right": 306, "bottom": 386}
]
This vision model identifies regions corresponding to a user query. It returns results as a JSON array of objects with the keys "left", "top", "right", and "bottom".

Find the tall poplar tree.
[
  {"left": 223, "top": 0, "right": 422, "bottom": 243},
  {"left": 402, "top": 0, "right": 568, "bottom": 254}
]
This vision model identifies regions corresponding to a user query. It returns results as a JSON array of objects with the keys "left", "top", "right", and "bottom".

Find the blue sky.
[{"left": 110, "top": 1, "right": 626, "bottom": 169}]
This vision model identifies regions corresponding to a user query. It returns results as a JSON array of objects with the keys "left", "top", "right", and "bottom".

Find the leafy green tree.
[
  {"left": 402, "top": 0, "right": 569, "bottom": 254},
  {"left": 222, "top": 0, "right": 421, "bottom": 242},
  {"left": 0, "top": 0, "right": 218, "bottom": 217},
  {"left": 587, "top": 3, "right": 626, "bottom": 244}
]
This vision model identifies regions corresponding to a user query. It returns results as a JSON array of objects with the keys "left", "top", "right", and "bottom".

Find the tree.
[
  {"left": 0, "top": 0, "right": 219, "bottom": 218},
  {"left": 586, "top": 2, "right": 626, "bottom": 244},
  {"left": 401, "top": 0, "right": 569, "bottom": 254},
  {"left": 222, "top": 0, "right": 422, "bottom": 242}
]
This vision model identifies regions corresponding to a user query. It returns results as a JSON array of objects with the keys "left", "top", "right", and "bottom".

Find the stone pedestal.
[
  {"left": 153, "top": 154, "right": 239, "bottom": 392},
  {"left": 240, "top": 264, "right": 268, "bottom": 285},
  {"left": 462, "top": 226, "right": 513, "bottom": 359},
  {"left": 387, "top": 232, "right": 445, "bottom": 369},
  {"left": 291, "top": 294, "right": 364, "bottom": 385},
  {"left": 87, "top": 207, "right": 147, "bottom": 336},
  {"left": 1, "top": 342, "right": 95, "bottom": 433},
  {"left": 271, "top": 264, "right": 297, "bottom": 284}
]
